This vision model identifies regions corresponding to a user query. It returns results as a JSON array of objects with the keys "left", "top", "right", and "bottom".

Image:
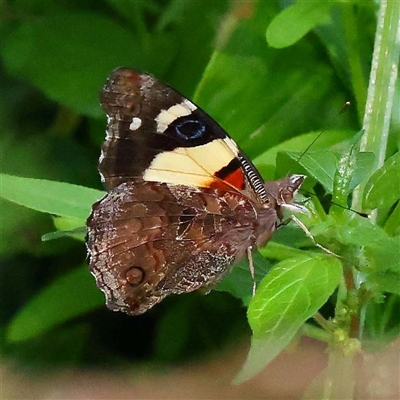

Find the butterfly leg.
[
  {"left": 247, "top": 246, "right": 257, "bottom": 296},
  {"left": 291, "top": 215, "right": 339, "bottom": 257}
]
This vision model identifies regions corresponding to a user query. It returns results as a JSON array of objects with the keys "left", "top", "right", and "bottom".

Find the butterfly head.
[{"left": 264, "top": 174, "right": 307, "bottom": 218}]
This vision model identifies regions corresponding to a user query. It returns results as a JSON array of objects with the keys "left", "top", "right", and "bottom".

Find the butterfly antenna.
[
  {"left": 297, "top": 101, "right": 351, "bottom": 164},
  {"left": 303, "top": 189, "right": 369, "bottom": 217}
]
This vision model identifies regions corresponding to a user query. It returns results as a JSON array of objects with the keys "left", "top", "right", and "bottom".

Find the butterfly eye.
[
  {"left": 175, "top": 119, "right": 206, "bottom": 140},
  {"left": 125, "top": 266, "right": 146, "bottom": 286}
]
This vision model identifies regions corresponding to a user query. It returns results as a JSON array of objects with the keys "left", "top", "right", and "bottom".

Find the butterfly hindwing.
[{"left": 87, "top": 180, "right": 278, "bottom": 315}]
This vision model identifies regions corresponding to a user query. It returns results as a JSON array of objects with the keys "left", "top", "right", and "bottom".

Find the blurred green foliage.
[{"left": 0, "top": 0, "right": 399, "bottom": 393}]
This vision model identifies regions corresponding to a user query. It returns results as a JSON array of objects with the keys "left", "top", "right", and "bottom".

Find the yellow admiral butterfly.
[{"left": 86, "top": 68, "right": 305, "bottom": 315}]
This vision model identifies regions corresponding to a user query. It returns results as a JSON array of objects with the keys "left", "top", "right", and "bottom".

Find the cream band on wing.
[
  {"left": 155, "top": 100, "right": 197, "bottom": 133},
  {"left": 143, "top": 138, "right": 240, "bottom": 188}
]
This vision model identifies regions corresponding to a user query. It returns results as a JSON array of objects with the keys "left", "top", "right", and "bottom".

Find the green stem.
[
  {"left": 351, "top": 0, "right": 400, "bottom": 219},
  {"left": 323, "top": 348, "right": 356, "bottom": 400},
  {"left": 302, "top": 322, "right": 331, "bottom": 343},
  {"left": 313, "top": 311, "right": 332, "bottom": 333},
  {"left": 351, "top": 0, "right": 400, "bottom": 342}
]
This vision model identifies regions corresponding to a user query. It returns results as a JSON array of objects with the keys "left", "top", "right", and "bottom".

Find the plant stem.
[
  {"left": 351, "top": 0, "right": 400, "bottom": 219},
  {"left": 302, "top": 322, "right": 331, "bottom": 343},
  {"left": 313, "top": 311, "right": 332, "bottom": 332},
  {"left": 351, "top": 0, "right": 400, "bottom": 342},
  {"left": 323, "top": 348, "right": 356, "bottom": 400}
]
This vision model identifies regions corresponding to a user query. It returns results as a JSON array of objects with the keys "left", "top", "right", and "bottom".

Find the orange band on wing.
[
  {"left": 207, "top": 167, "right": 245, "bottom": 191},
  {"left": 223, "top": 168, "right": 245, "bottom": 190},
  {"left": 210, "top": 157, "right": 246, "bottom": 191}
]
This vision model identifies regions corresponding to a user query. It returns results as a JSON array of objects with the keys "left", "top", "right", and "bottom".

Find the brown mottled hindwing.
[{"left": 86, "top": 181, "right": 278, "bottom": 315}]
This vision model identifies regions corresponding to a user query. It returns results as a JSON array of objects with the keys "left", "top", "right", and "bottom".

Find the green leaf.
[
  {"left": 277, "top": 151, "right": 339, "bottom": 192},
  {"left": 307, "top": 210, "right": 391, "bottom": 258},
  {"left": 267, "top": 1, "right": 334, "bottom": 48},
  {"left": 363, "top": 236, "right": 400, "bottom": 274},
  {"left": 349, "top": 152, "right": 375, "bottom": 190},
  {"left": 259, "top": 241, "right": 308, "bottom": 261},
  {"left": 194, "top": 2, "right": 351, "bottom": 161},
  {"left": 336, "top": 212, "right": 391, "bottom": 247},
  {"left": 0, "top": 174, "right": 103, "bottom": 219},
  {"left": 234, "top": 254, "right": 342, "bottom": 383},
  {"left": 332, "top": 134, "right": 361, "bottom": 206},
  {"left": 363, "top": 152, "right": 400, "bottom": 209},
  {"left": 249, "top": 255, "right": 342, "bottom": 335},
  {"left": 160, "top": 0, "right": 229, "bottom": 95},
  {"left": 254, "top": 130, "right": 356, "bottom": 170},
  {"left": 363, "top": 235, "right": 400, "bottom": 295},
  {"left": 1, "top": 13, "right": 141, "bottom": 117},
  {"left": 6, "top": 266, "right": 104, "bottom": 342},
  {"left": 52, "top": 215, "right": 86, "bottom": 232},
  {"left": 369, "top": 272, "right": 400, "bottom": 295},
  {"left": 41, "top": 227, "right": 86, "bottom": 242},
  {"left": 216, "top": 251, "right": 271, "bottom": 305},
  {"left": 41, "top": 216, "right": 87, "bottom": 241},
  {"left": 384, "top": 201, "right": 400, "bottom": 236}
]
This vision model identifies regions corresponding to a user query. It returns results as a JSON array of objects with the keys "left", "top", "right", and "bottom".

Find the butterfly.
[{"left": 86, "top": 68, "right": 305, "bottom": 315}]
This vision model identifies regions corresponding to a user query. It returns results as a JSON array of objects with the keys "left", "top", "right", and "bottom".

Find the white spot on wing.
[
  {"left": 129, "top": 117, "right": 142, "bottom": 131},
  {"left": 98, "top": 151, "right": 105, "bottom": 182},
  {"left": 155, "top": 99, "right": 197, "bottom": 133},
  {"left": 183, "top": 99, "right": 197, "bottom": 111},
  {"left": 139, "top": 75, "right": 155, "bottom": 94}
]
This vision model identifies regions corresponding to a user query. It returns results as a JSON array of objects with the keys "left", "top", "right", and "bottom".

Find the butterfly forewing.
[{"left": 99, "top": 68, "right": 267, "bottom": 203}]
